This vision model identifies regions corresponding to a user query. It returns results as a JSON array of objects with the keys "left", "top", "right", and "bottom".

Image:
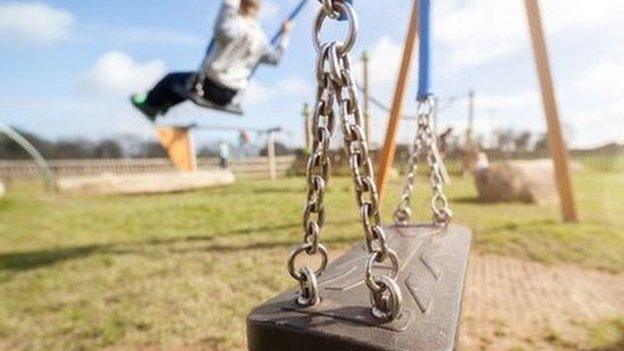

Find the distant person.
[
  {"left": 474, "top": 151, "right": 490, "bottom": 172},
  {"left": 219, "top": 141, "right": 231, "bottom": 169},
  {"left": 131, "top": 0, "right": 294, "bottom": 121}
]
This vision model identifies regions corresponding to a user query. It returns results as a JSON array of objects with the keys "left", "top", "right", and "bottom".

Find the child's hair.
[{"left": 241, "top": 0, "right": 261, "bottom": 9}]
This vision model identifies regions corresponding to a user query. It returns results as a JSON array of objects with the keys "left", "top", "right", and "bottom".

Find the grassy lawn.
[{"left": 0, "top": 171, "right": 622, "bottom": 350}]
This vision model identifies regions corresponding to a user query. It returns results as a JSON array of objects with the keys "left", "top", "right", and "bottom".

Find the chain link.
[
  {"left": 288, "top": 1, "right": 403, "bottom": 321},
  {"left": 335, "top": 51, "right": 402, "bottom": 321},
  {"left": 394, "top": 97, "right": 453, "bottom": 227}
]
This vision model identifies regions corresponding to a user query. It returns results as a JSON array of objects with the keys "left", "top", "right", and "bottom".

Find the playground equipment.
[
  {"left": 178, "top": 0, "right": 310, "bottom": 115},
  {"left": 59, "top": 123, "right": 291, "bottom": 196},
  {"left": 56, "top": 170, "right": 235, "bottom": 196},
  {"left": 377, "top": 0, "right": 578, "bottom": 223},
  {"left": 156, "top": 124, "right": 284, "bottom": 181},
  {"left": 474, "top": 159, "right": 558, "bottom": 204},
  {"left": 248, "top": 1, "right": 470, "bottom": 350},
  {"left": 0, "top": 121, "right": 54, "bottom": 190}
]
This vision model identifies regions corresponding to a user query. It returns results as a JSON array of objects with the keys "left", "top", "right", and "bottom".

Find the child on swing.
[{"left": 131, "top": 0, "right": 294, "bottom": 121}]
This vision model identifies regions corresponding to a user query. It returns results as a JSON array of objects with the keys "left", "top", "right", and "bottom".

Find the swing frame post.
[
  {"left": 267, "top": 131, "right": 277, "bottom": 181},
  {"left": 361, "top": 51, "right": 372, "bottom": 142},
  {"left": 302, "top": 103, "right": 313, "bottom": 151},
  {"left": 462, "top": 90, "right": 476, "bottom": 176},
  {"left": 155, "top": 126, "right": 198, "bottom": 172},
  {"left": 376, "top": 0, "right": 420, "bottom": 202},
  {"left": 524, "top": 0, "right": 578, "bottom": 223}
]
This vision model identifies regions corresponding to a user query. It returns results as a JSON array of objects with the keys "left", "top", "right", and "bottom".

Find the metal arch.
[{"left": 0, "top": 122, "right": 55, "bottom": 190}]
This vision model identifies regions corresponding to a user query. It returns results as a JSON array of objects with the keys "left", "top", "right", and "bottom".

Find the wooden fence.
[
  {"left": 0, "top": 156, "right": 297, "bottom": 183},
  {"left": 1, "top": 151, "right": 621, "bottom": 185}
]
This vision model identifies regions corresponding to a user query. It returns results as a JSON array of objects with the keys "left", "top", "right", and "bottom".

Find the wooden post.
[
  {"left": 156, "top": 126, "right": 197, "bottom": 172},
  {"left": 376, "top": 0, "right": 420, "bottom": 201},
  {"left": 362, "top": 51, "right": 372, "bottom": 143},
  {"left": 267, "top": 131, "right": 277, "bottom": 181},
  {"left": 466, "top": 90, "right": 475, "bottom": 145},
  {"left": 303, "top": 103, "right": 313, "bottom": 151},
  {"left": 524, "top": 0, "right": 578, "bottom": 222},
  {"left": 462, "top": 90, "right": 476, "bottom": 175}
]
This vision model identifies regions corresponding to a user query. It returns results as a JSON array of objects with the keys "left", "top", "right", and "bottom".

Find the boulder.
[
  {"left": 57, "top": 170, "right": 235, "bottom": 196},
  {"left": 474, "top": 159, "right": 558, "bottom": 204}
]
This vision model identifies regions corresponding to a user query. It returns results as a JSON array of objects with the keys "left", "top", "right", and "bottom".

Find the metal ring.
[
  {"left": 321, "top": 0, "right": 340, "bottom": 18},
  {"left": 313, "top": 1, "right": 358, "bottom": 56},
  {"left": 297, "top": 266, "right": 321, "bottom": 307},
  {"left": 417, "top": 97, "right": 434, "bottom": 116},
  {"left": 370, "top": 276, "right": 403, "bottom": 321},
  {"left": 315, "top": 43, "right": 333, "bottom": 83},
  {"left": 288, "top": 243, "right": 329, "bottom": 280},
  {"left": 365, "top": 249, "right": 400, "bottom": 292},
  {"left": 327, "top": 43, "right": 345, "bottom": 84}
]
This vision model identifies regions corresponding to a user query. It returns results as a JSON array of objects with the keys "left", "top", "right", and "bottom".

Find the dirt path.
[
  {"left": 119, "top": 254, "right": 624, "bottom": 351},
  {"left": 460, "top": 254, "right": 624, "bottom": 350}
]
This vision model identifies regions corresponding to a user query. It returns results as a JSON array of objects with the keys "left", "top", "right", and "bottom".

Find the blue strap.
[
  {"left": 270, "top": 0, "right": 309, "bottom": 44},
  {"left": 205, "top": 40, "right": 215, "bottom": 56},
  {"left": 417, "top": 0, "right": 431, "bottom": 101}
]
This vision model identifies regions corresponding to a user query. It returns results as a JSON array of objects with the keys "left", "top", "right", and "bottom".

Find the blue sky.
[{"left": 1, "top": 0, "right": 623, "bottom": 148}]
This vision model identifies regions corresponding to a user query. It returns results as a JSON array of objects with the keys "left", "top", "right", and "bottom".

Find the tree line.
[{"left": 0, "top": 127, "right": 294, "bottom": 160}]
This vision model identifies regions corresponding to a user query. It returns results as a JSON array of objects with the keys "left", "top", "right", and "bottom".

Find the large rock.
[
  {"left": 474, "top": 159, "right": 558, "bottom": 204},
  {"left": 57, "top": 170, "right": 235, "bottom": 196}
]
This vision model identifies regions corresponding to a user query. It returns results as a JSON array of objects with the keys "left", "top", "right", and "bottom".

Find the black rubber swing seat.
[
  {"left": 186, "top": 92, "right": 244, "bottom": 116},
  {"left": 247, "top": 224, "right": 472, "bottom": 351},
  {"left": 172, "top": 78, "right": 245, "bottom": 116}
]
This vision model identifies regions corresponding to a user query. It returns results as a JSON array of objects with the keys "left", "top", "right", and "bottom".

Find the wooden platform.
[{"left": 56, "top": 170, "right": 235, "bottom": 196}]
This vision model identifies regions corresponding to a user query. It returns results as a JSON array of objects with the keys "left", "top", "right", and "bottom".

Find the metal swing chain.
[
  {"left": 336, "top": 53, "right": 403, "bottom": 322},
  {"left": 394, "top": 97, "right": 453, "bottom": 227},
  {"left": 288, "top": 0, "right": 403, "bottom": 321},
  {"left": 287, "top": 43, "right": 335, "bottom": 307}
]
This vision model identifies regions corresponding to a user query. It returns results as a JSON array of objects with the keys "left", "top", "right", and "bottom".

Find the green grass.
[{"left": 0, "top": 171, "right": 623, "bottom": 350}]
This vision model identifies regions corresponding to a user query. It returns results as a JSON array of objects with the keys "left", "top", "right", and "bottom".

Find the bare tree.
[
  {"left": 494, "top": 128, "right": 516, "bottom": 152},
  {"left": 534, "top": 133, "right": 549, "bottom": 152},
  {"left": 514, "top": 131, "right": 532, "bottom": 152}
]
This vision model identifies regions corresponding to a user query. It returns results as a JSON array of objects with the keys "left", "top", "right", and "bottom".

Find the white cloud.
[
  {"left": 355, "top": 37, "right": 403, "bottom": 94},
  {"left": 437, "top": 0, "right": 525, "bottom": 70},
  {"left": 576, "top": 62, "right": 624, "bottom": 98},
  {"left": 437, "top": 0, "right": 624, "bottom": 70},
  {"left": 477, "top": 91, "right": 539, "bottom": 110},
  {"left": 542, "top": 0, "right": 624, "bottom": 29},
  {"left": 99, "top": 26, "right": 204, "bottom": 47},
  {"left": 0, "top": 2, "right": 75, "bottom": 44},
  {"left": 569, "top": 101, "right": 624, "bottom": 147},
  {"left": 246, "top": 76, "right": 311, "bottom": 105},
  {"left": 82, "top": 51, "right": 166, "bottom": 96}
]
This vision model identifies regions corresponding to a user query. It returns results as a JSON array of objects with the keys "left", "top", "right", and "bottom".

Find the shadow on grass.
[
  {"left": 172, "top": 236, "right": 357, "bottom": 255},
  {"left": 0, "top": 197, "right": 15, "bottom": 210},
  {"left": 0, "top": 220, "right": 358, "bottom": 272},
  {"left": 251, "top": 186, "right": 303, "bottom": 194},
  {"left": 0, "top": 245, "right": 103, "bottom": 272},
  {"left": 479, "top": 219, "right": 558, "bottom": 233},
  {"left": 591, "top": 332, "right": 624, "bottom": 351},
  {"left": 451, "top": 196, "right": 527, "bottom": 205}
]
